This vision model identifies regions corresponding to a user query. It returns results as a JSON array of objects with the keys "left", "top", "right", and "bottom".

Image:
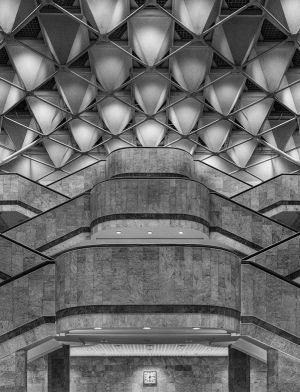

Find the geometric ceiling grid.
[{"left": 0, "top": 0, "right": 299, "bottom": 186}]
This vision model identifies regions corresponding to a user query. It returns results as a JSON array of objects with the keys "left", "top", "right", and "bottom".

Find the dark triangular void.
[
  {"left": 0, "top": 0, "right": 36, "bottom": 34},
  {"left": 212, "top": 15, "right": 262, "bottom": 65},
  {"left": 39, "top": 14, "right": 90, "bottom": 64},
  {"left": 2, "top": 116, "right": 38, "bottom": 150},
  {"left": 266, "top": 0, "right": 300, "bottom": 34}
]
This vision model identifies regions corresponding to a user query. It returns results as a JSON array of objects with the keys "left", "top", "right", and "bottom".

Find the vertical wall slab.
[
  {"left": 48, "top": 346, "right": 70, "bottom": 392},
  {"left": 267, "top": 348, "right": 300, "bottom": 392},
  {"left": 0, "top": 349, "right": 27, "bottom": 391},
  {"left": 228, "top": 347, "right": 250, "bottom": 392}
]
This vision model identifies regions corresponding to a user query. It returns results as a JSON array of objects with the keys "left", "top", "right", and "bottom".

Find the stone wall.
[
  {"left": 106, "top": 148, "right": 194, "bottom": 178},
  {"left": 247, "top": 235, "right": 300, "bottom": 276},
  {"left": 49, "top": 153, "right": 251, "bottom": 198},
  {"left": 268, "top": 349, "right": 300, "bottom": 392},
  {"left": 27, "top": 356, "right": 48, "bottom": 392},
  {"left": 0, "top": 264, "right": 55, "bottom": 336},
  {"left": 90, "top": 178, "right": 210, "bottom": 233},
  {"left": 70, "top": 356, "right": 229, "bottom": 392},
  {"left": 49, "top": 161, "right": 106, "bottom": 197},
  {"left": 0, "top": 174, "right": 68, "bottom": 212},
  {"left": 241, "top": 264, "right": 299, "bottom": 339},
  {"left": 0, "top": 236, "right": 49, "bottom": 277},
  {"left": 232, "top": 175, "right": 300, "bottom": 212},
  {"left": 0, "top": 350, "right": 26, "bottom": 391},
  {"left": 194, "top": 161, "right": 250, "bottom": 197},
  {"left": 4, "top": 195, "right": 91, "bottom": 250},
  {"left": 250, "top": 358, "right": 267, "bottom": 392},
  {"left": 210, "top": 195, "right": 294, "bottom": 249},
  {"left": 56, "top": 246, "right": 240, "bottom": 331}
]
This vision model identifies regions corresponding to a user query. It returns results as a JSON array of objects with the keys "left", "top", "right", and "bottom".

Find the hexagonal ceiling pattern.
[{"left": 0, "top": 0, "right": 300, "bottom": 185}]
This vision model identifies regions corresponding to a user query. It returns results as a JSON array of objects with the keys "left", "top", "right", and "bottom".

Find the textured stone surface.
[
  {"left": 0, "top": 264, "right": 55, "bottom": 335},
  {"left": 232, "top": 175, "right": 300, "bottom": 212},
  {"left": 4, "top": 195, "right": 90, "bottom": 249},
  {"left": 27, "top": 356, "right": 48, "bottom": 392},
  {"left": 56, "top": 246, "right": 240, "bottom": 309},
  {"left": 210, "top": 195, "right": 294, "bottom": 249},
  {"left": 90, "top": 178, "right": 210, "bottom": 228},
  {"left": 247, "top": 236, "right": 300, "bottom": 276},
  {"left": 194, "top": 161, "right": 250, "bottom": 197},
  {"left": 267, "top": 348, "right": 300, "bottom": 392},
  {"left": 0, "top": 236, "right": 49, "bottom": 277},
  {"left": 56, "top": 246, "right": 240, "bottom": 331},
  {"left": 70, "top": 356, "right": 228, "bottom": 392},
  {"left": 48, "top": 346, "right": 69, "bottom": 392},
  {"left": 49, "top": 161, "right": 106, "bottom": 197},
  {"left": 0, "top": 324, "right": 56, "bottom": 360},
  {"left": 241, "top": 323, "right": 300, "bottom": 360},
  {"left": 57, "top": 310, "right": 239, "bottom": 332},
  {"left": 49, "top": 153, "right": 250, "bottom": 198},
  {"left": 241, "top": 265, "right": 300, "bottom": 339},
  {"left": 250, "top": 358, "right": 267, "bottom": 392},
  {"left": 0, "top": 174, "right": 68, "bottom": 212},
  {"left": 106, "top": 148, "right": 194, "bottom": 178},
  {"left": 0, "top": 349, "right": 27, "bottom": 391},
  {"left": 228, "top": 347, "right": 250, "bottom": 392}
]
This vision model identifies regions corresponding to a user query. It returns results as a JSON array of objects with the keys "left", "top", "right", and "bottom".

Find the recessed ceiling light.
[
  {"left": 94, "top": 327, "right": 102, "bottom": 330},
  {"left": 192, "top": 327, "right": 201, "bottom": 330},
  {"left": 147, "top": 231, "right": 153, "bottom": 235},
  {"left": 143, "top": 326, "right": 151, "bottom": 330},
  {"left": 179, "top": 231, "right": 183, "bottom": 235},
  {"left": 116, "top": 231, "right": 122, "bottom": 234}
]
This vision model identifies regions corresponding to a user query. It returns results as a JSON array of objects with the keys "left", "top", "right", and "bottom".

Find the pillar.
[
  {"left": 228, "top": 346, "right": 250, "bottom": 392},
  {"left": 48, "top": 346, "right": 70, "bottom": 392},
  {"left": 0, "top": 349, "right": 27, "bottom": 391},
  {"left": 267, "top": 348, "right": 300, "bottom": 392}
]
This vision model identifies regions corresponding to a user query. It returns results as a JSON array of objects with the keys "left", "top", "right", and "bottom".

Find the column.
[
  {"left": 48, "top": 345, "right": 70, "bottom": 392},
  {"left": 228, "top": 346, "right": 250, "bottom": 392},
  {"left": 267, "top": 348, "right": 300, "bottom": 392},
  {"left": 0, "top": 349, "right": 27, "bottom": 391}
]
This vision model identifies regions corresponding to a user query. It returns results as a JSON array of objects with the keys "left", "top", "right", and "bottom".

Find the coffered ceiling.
[{"left": 0, "top": 0, "right": 300, "bottom": 185}]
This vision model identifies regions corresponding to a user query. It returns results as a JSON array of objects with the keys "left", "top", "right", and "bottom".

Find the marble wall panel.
[
  {"left": 0, "top": 349, "right": 27, "bottom": 391},
  {"left": 267, "top": 348, "right": 300, "bottom": 392},
  {"left": 250, "top": 358, "right": 267, "bottom": 392},
  {"left": 0, "top": 174, "right": 68, "bottom": 212},
  {"left": 0, "top": 264, "right": 55, "bottom": 336},
  {"left": 49, "top": 161, "right": 106, "bottom": 197},
  {"left": 48, "top": 346, "right": 70, "bottom": 392},
  {"left": 228, "top": 347, "right": 250, "bottom": 391},
  {"left": 241, "top": 265, "right": 300, "bottom": 339},
  {"left": 247, "top": 235, "right": 300, "bottom": 276},
  {"left": 0, "top": 236, "right": 49, "bottom": 277},
  {"left": 27, "top": 356, "right": 48, "bottom": 392},
  {"left": 4, "top": 195, "right": 91, "bottom": 250},
  {"left": 232, "top": 175, "right": 300, "bottom": 212},
  {"left": 106, "top": 148, "right": 194, "bottom": 178},
  {"left": 194, "top": 161, "right": 250, "bottom": 197},
  {"left": 210, "top": 195, "right": 294, "bottom": 249},
  {"left": 56, "top": 246, "right": 240, "bottom": 330},
  {"left": 90, "top": 178, "right": 210, "bottom": 228}
]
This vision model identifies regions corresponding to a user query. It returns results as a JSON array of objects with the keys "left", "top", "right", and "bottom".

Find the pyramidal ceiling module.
[{"left": 0, "top": 0, "right": 299, "bottom": 185}]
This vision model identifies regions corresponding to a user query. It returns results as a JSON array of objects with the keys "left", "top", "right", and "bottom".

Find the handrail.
[
  {"left": 0, "top": 260, "right": 55, "bottom": 287},
  {"left": 210, "top": 191, "right": 296, "bottom": 232},
  {"left": 1, "top": 191, "right": 90, "bottom": 234},
  {"left": 0, "top": 233, "right": 55, "bottom": 261},
  {"left": 243, "top": 231, "right": 300, "bottom": 261},
  {"left": 231, "top": 173, "right": 300, "bottom": 199},
  {"left": 242, "top": 259, "right": 300, "bottom": 289},
  {"left": 0, "top": 171, "right": 70, "bottom": 199}
]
